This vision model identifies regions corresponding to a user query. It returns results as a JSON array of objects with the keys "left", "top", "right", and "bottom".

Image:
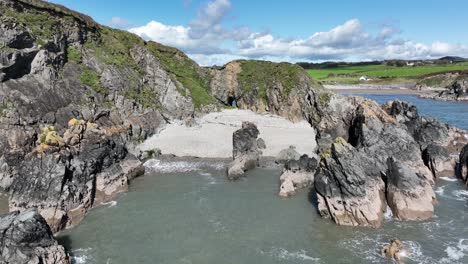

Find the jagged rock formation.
[
  {"left": 385, "top": 158, "right": 436, "bottom": 220},
  {"left": 227, "top": 122, "right": 262, "bottom": 180},
  {"left": 7, "top": 120, "right": 144, "bottom": 232},
  {"left": 457, "top": 144, "right": 468, "bottom": 184},
  {"left": 314, "top": 95, "right": 468, "bottom": 227},
  {"left": 419, "top": 74, "right": 468, "bottom": 101},
  {"left": 316, "top": 140, "right": 386, "bottom": 228},
  {"left": 279, "top": 154, "right": 318, "bottom": 197},
  {"left": 0, "top": 208, "right": 69, "bottom": 264}
]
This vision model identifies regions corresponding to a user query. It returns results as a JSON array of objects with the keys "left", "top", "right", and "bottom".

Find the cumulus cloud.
[{"left": 128, "top": 0, "right": 468, "bottom": 66}]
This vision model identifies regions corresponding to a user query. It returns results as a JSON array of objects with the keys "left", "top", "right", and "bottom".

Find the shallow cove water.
[{"left": 57, "top": 95, "right": 468, "bottom": 264}]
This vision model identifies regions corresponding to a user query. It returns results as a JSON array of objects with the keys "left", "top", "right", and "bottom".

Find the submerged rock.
[
  {"left": 0, "top": 209, "right": 69, "bottom": 264},
  {"left": 227, "top": 122, "right": 262, "bottom": 180},
  {"left": 279, "top": 154, "right": 317, "bottom": 197}
]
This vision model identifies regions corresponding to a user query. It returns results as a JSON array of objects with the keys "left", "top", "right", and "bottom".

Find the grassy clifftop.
[{"left": 236, "top": 60, "right": 319, "bottom": 101}]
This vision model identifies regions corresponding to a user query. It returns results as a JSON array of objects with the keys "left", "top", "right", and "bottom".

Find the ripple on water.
[{"left": 258, "top": 247, "right": 320, "bottom": 263}]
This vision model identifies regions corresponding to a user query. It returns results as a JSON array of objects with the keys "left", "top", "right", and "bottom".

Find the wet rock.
[
  {"left": 227, "top": 122, "right": 261, "bottom": 180},
  {"left": 456, "top": 144, "right": 468, "bottom": 183},
  {"left": 422, "top": 144, "right": 454, "bottom": 178},
  {"left": 279, "top": 154, "right": 317, "bottom": 197},
  {"left": 8, "top": 123, "right": 144, "bottom": 232},
  {"left": 0, "top": 208, "right": 69, "bottom": 264},
  {"left": 315, "top": 141, "right": 386, "bottom": 228},
  {"left": 385, "top": 158, "right": 436, "bottom": 220},
  {"left": 276, "top": 145, "right": 301, "bottom": 164},
  {"left": 381, "top": 239, "right": 406, "bottom": 263}
]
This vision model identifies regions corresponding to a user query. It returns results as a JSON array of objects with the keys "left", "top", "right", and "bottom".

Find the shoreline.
[
  {"left": 324, "top": 84, "right": 434, "bottom": 95},
  {"left": 140, "top": 109, "right": 317, "bottom": 159}
]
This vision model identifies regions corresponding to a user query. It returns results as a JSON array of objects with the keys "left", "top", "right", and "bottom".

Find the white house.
[{"left": 359, "top": 76, "right": 371, "bottom": 81}]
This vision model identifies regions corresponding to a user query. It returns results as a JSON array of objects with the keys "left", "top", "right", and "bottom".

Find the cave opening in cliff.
[{"left": 228, "top": 96, "right": 237, "bottom": 108}]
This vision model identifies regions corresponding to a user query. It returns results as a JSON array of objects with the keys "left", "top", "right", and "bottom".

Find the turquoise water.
[{"left": 57, "top": 96, "right": 468, "bottom": 264}]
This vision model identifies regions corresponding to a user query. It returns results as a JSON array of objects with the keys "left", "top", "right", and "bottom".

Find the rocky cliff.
[
  {"left": 1, "top": 1, "right": 468, "bottom": 262},
  {"left": 0, "top": 0, "right": 326, "bottom": 234}
]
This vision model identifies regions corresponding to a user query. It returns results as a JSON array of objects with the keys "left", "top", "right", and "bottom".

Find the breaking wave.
[
  {"left": 259, "top": 247, "right": 320, "bottom": 262},
  {"left": 144, "top": 159, "right": 226, "bottom": 173}
]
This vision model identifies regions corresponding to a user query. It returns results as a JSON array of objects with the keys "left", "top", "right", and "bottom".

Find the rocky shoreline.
[{"left": 1, "top": 0, "right": 468, "bottom": 263}]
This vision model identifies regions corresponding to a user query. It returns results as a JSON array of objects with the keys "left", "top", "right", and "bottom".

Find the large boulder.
[
  {"left": 0, "top": 208, "right": 69, "bottom": 264},
  {"left": 279, "top": 154, "right": 318, "bottom": 197},
  {"left": 315, "top": 141, "right": 386, "bottom": 228},
  {"left": 227, "top": 122, "right": 262, "bottom": 180},
  {"left": 385, "top": 158, "right": 436, "bottom": 220}
]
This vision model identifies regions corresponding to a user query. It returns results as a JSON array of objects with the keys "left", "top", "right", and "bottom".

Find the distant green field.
[{"left": 307, "top": 62, "right": 468, "bottom": 81}]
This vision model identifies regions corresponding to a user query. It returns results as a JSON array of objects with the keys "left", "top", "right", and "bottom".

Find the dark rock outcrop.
[
  {"left": 315, "top": 140, "right": 386, "bottom": 228},
  {"left": 227, "top": 122, "right": 262, "bottom": 180},
  {"left": 8, "top": 121, "right": 144, "bottom": 232},
  {"left": 0, "top": 208, "right": 69, "bottom": 264},
  {"left": 279, "top": 154, "right": 318, "bottom": 197},
  {"left": 422, "top": 144, "right": 454, "bottom": 178},
  {"left": 385, "top": 158, "right": 436, "bottom": 220},
  {"left": 457, "top": 144, "right": 468, "bottom": 184}
]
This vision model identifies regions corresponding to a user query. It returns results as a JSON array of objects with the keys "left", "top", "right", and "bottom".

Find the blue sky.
[{"left": 48, "top": 0, "right": 468, "bottom": 65}]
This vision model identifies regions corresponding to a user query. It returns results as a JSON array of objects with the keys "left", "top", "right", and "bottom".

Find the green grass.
[
  {"left": 80, "top": 68, "right": 108, "bottom": 96},
  {"left": 146, "top": 42, "right": 215, "bottom": 108},
  {"left": 237, "top": 60, "right": 303, "bottom": 101},
  {"left": 307, "top": 62, "right": 468, "bottom": 82},
  {"left": 1, "top": 5, "right": 56, "bottom": 41},
  {"left": 67, "top": 46, "right": 82, "bottom": 63}
]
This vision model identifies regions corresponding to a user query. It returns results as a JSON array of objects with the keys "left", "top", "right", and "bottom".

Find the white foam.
[
  {"left": 384, "top": 206, "right": 393, "bottom": 220},
  {"left": 259, "top": 247, "right": 320, "bottom": 262},
  {"left": 441, "top": 239, "right": 468, "bottom": 263},
  {"left": 440, "top": 177, "right": 458, "bottom": 182},
  {"left": 435, "top": 186, "right": 445, "bottom": 195},
  {"left": 144, "top": 159, "right": 225, "bottom": 173},
  {"left": 101, "top": 201, "right": 117, "bottom": 208},
  {"left": 70, "top": 248, "right": 92, "bottom": 264},
  {"left": 452, "top": 190, "right": 468, "bottom": 201}
]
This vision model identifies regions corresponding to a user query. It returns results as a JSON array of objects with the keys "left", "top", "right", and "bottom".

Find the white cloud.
[{"left": 128, "top": 0, "right": 468, "bottom": 66}]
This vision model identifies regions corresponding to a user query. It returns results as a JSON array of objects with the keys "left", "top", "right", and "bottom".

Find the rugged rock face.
[
  {"left": 0, "top": 208, "right": 69, "bottom": 264},
  {"left": 279, "top": 154, "right": 318, "bottom": 197},
  {"left": 227, "top": 122, "right": 262, "bottom": 180},
  {"left": 0, "top": 0, "right": 214, "bottom": 231},
  {"left": 316, "top": 140, "right": 386, "bottom": 228},
  {"left": 419, "top": 75, "right": 468, "bottom": 101},
  {"left": 457, "top": 144, "right": 468, "bottom": 183},
  {"left": 210, "top": 60, "right": 325, "bottom": 123},
  {"left": 385, "top": 158, "right": 436, "bottom": 220},
  {"left": 7, "top": 121, "right": 144, "bottom": 232},
  {"left": 313, "top": 96, "right": 468, "bottom": 227}
]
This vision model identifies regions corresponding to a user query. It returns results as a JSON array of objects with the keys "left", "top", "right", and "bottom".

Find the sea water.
[{"left": 57, "top": 95, "right": 468, "bottom": 264}]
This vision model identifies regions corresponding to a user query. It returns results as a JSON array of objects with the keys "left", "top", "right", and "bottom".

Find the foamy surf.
[
  {"left": 439, "top": 177, "right": 458, "bottom": 182},
  {"left": 144, "top": 159, "right": 226, "bottom": 173},
  {"left": 101, "top": 201, "right": 117, "bottom": 208},
  {"left": 440, "top": 239, "right": 468, "bottom": 263},
  {"left": 259, "top": 247, "right": 320, "bottom": 262},
  {"left": 198, "top": 171, "right": 217, "bottom": 184},
  {"left": 70, "top": 248, "right": 93, "bottom": 264},
  {"left": 452, "top": 190, "right": 468, "bottom": 201}
]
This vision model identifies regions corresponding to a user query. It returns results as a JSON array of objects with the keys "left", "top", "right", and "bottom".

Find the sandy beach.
[{"left": 140, "top": 109, "right": 317, "bottom": 158}]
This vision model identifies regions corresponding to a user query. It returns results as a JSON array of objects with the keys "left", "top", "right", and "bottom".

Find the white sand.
[{"left": 140, "top": 109, "right": 317, "bottom": 158}]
